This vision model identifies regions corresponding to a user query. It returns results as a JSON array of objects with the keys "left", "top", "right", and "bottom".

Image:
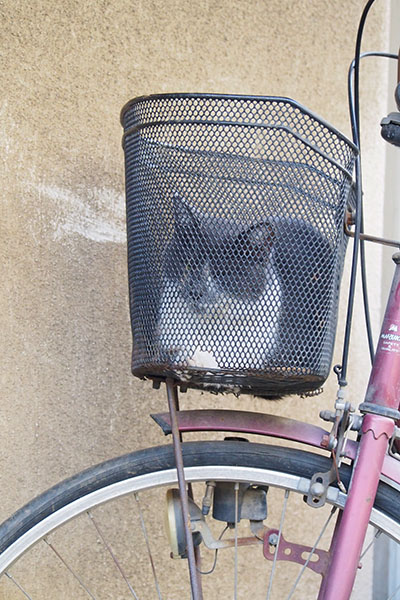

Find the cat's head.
[
  {"left": 165, "top": 193, "right": 277, "bottom": 307},
  {"left": 210, "top": 222, "right": 276, "bottom": 299}
]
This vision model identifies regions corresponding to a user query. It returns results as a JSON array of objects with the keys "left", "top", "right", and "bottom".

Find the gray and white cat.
[{"left": 158, "top": 194, "right": 283, "bottom": 371}]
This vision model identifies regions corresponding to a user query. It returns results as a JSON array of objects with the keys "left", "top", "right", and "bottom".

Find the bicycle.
[{"left": 0, "top": 1, "right": 399, "bottom": 599}]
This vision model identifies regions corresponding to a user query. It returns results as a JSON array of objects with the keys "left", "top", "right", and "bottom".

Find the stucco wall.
[{"left": 0, "top": 0, "right": 394, "bottom": 597}]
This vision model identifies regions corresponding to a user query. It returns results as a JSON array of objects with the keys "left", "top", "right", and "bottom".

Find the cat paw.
[{"left": 187, "top": 348, "right": 220, "bottom": 369}]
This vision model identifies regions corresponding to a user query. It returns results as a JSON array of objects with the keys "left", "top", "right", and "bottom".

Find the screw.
[{"left": 269, "top": 533, "right": 279, "bottom": 546}]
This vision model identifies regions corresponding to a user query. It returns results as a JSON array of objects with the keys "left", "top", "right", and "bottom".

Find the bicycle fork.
[
  {"left": 320, "top": 253, "right": 400, "bottom": 599},
  {"left": 319, "top": 413, "right": 394, "bottom": 599}
]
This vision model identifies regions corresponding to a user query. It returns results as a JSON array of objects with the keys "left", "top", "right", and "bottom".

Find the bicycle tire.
[{"left": 0, "top": 440, "right": 399, "bottom": 599}]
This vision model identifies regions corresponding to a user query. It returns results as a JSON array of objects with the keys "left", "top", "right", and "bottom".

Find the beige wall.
[{"left": 0, "top": 0, "right": 394, "bottom": 596}]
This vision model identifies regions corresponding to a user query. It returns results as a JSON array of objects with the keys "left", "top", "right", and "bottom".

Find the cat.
[
  {"left": 155, "top": 191, "right": 340, "bottom": 399},
  {"left": 158, "top": 194, "right": 283, "bottom": 372}
]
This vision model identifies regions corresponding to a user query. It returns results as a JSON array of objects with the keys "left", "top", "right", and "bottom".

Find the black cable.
[
  {"left": 348, "top": 53, "right": 398, "bottom": 122},
  {"left": 347, "top": 52, "right": 398, "bottom": 367},
  {"left": 352, "top": 0, "right": 379, "bottom": 146},
  {"left": 337, "top": 0, "right": 378, "bottom": 386}
]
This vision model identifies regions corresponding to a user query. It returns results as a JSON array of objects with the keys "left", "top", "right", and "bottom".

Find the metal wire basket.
[{"left": 121, "top": 93, "right": 357, "bottom": 397}]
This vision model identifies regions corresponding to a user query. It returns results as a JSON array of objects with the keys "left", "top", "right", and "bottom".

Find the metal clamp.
[
  {"left": 359, "top": 402, "right": 400, "bottom": 421},
  {"left": 307, "top": 401, "right": 353, "bottom": 508}
]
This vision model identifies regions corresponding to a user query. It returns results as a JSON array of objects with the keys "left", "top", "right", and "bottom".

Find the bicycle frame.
[
  {"left": 158, "top": 252, "right": 400, "bottom": 599},
  {"left": 318, "top": 253, "right": 400, "bottom": 598}
]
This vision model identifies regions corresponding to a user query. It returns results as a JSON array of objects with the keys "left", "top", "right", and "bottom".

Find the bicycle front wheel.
[{"left": 0, "top": 440, "right": 399, "bottom": 599}]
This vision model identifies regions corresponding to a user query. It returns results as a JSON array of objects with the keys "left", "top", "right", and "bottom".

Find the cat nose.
[
  {"left": 189, "top": 288, "right": 204, "bottom": 303},
  {"left": 188, "top": 284, "right": 216, "bottom": 309}
]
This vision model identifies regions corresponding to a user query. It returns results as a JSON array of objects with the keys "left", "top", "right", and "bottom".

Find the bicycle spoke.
[
  {"left": 44, "top": 538, "right": 97, "bottom": 599},
  {"left": 134, "top": 492, "right": 162, "bottom": 599},
  {"left": 387, "top": 575, "right": 400, "bottom": 600},
  {"left": 286, "top": 507, "right": 337, "bottom": 600},
  {"left": 87, "top": 511, "right": 139, "bottom": 600},
  {"left": 266, "top": 489, "right": 289, "bottom": 600},
  {"left": 388, "top": 587, "right": 400, "bottom": 600},
  {"left": 5, "top": 572, "right": 33, "bottom": 600},
  {"left": 360, "top": 528, "right": 381, "bottom": 560}
]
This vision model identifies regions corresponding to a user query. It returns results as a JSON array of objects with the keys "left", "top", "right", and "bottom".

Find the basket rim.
[
  {"left": 122, "top": 119, "right": 353, "bottom": 178},
  {"left": 120, "top": 92, "right": 358, "bottom": 154}
]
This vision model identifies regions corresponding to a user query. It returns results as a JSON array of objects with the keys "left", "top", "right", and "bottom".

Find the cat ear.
[
  {"left": 240, "top": 221, "right": 276, "bottom": 258},
  {"left": 172, "top": 193, "right": 197, "bottom": 228}
]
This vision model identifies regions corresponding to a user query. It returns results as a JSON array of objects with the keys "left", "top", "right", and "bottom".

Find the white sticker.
[{"left": 380, "top": 331, "right": 400, "bottom": 354}]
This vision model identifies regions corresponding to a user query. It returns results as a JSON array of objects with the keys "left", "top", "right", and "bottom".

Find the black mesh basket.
[{"left": 121, "top": 93, "right": 357, "bottom": 397}]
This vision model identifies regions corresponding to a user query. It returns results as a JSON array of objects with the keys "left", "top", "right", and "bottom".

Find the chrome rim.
[{"left": 0, "top": 465, "right": 399, "bottom": 574}]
